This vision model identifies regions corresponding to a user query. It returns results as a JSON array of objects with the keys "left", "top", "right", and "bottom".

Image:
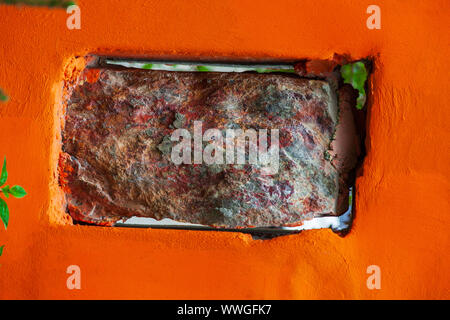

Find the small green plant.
[
  {"left": 340, "top": 61, "right": 368, "bottom": 110},
  {"left": 0, "top": 157, "right": 27, "bottom": 257}
]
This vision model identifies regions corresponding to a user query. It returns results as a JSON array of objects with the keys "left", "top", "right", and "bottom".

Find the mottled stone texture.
[{"left": 60, "top": 68, "right": 356, "bottom": 228}]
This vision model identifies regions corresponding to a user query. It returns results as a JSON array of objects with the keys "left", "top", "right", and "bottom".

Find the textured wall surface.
[{"left": 0, "top": 0, "right": 448, "bottom": 299}]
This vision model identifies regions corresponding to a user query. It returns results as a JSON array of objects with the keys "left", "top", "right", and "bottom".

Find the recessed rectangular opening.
[{"left": 59, "top": 55, "right": 368, "bottom": 238}]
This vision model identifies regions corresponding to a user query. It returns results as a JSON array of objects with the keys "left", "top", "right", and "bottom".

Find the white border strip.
[
  {"left": 105, "top": 60, "right": 296, "bottom": 73},
  {"left": 116, "top": 189, "right": 353, "bottom": 232}
]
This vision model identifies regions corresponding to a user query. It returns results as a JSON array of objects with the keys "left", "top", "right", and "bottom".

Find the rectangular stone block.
[{"left": 59, "top": 67, "right": 355, "bottom": 228}]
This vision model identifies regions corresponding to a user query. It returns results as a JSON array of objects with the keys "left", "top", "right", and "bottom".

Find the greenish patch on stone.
[
  {"left": 207, "top": 164, "right": 224, "bottom": 174},
  {"left": 324, "top": 150, "right": 331, "bottom": 161},
  {"left": 256, "top": 85, "right": 296, "bottom": 118},
  {"left": 157, "top": 136, "right": 172, "bottom": 155},
  {"left": 143, "top": 128, "right": 155, "bottom": 137},
  {"left": 172, "top": 112, "right": 186, "bottom": 129},
  {"left": 217, "top": 199, "right": 242, "bottom": 218}
]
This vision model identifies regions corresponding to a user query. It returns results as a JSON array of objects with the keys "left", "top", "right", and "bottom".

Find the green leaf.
[
  {"left": 1, "top": 0, "right": 76, "bottom": 8},
  {"left": 0, "top": 245, "right": 4, "bottom": 256},
  {"left": 341, "top": 61, "right": 368, "bottom": 110},
  {"left": 0, "top": 198, "right": 9, "bottom": 230},
  {"left": 196, "top": 66, "right": 210, "bottom": 72},
  {"left": 255, "top": 67, "right": 295, "bottom": 74},
  {"left": 2, "top": 185, "right": 10, "bottom": 198},
  {"left": 10, "top": 185, "right": 26, "bottom": 198},
  {"left": 0, "top": 157, "right": 7, "bottom": 187},
  {"left": 0, "top": 88, "right": 8, "bottom": 102},
  {"left": 356, "top": 92, "right": 366, "bottom": 110},
  {"left": 142, "top": 63, "right": 153, "bottom": 69},
  {"left": 64, "top": 1, "right": 76, "bottom": 8},
  {"left": 276, "top": 69, "right": 296, "bottom": 73}
]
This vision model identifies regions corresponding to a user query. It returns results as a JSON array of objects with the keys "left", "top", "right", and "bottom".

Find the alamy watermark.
[
  {"left": 66, "top": 264, "right": 81, "bottom": 290},
  {"left": 366, "top": 5, "right": 381, "bottom": 29},
  {"left": 366, "top": 265, "right": 381, "bottom": 290},
  {"left": 169, "top": 121, "right": 280, "bottom": 175},
  {"left": 66, "top": 5, "right": 81, "bottom": 30}
]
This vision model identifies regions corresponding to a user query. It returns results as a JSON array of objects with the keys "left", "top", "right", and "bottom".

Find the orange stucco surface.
[{"left": 0, "top": 0, "right": 448, "bottom": 299}]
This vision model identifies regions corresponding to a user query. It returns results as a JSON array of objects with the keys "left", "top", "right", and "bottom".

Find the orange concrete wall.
[{"left": 0, "top": 0, "right": 448, "bottom": 299}]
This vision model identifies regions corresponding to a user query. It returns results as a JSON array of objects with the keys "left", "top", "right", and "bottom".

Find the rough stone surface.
[{"left": 59, "top": 68, "right": 356, "bottom": 228}]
